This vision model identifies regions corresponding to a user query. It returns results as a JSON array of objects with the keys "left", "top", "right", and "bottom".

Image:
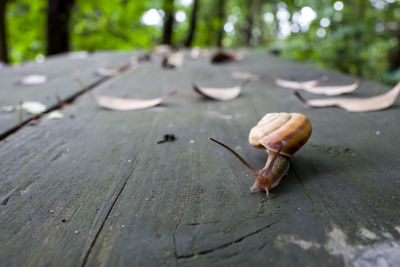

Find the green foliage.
[
  {"left": 4, "top": 0, "right": 400, "bottom": 85},
  {"left": 6, "top": 0, "right": 46, "bottom": 62},
  {"left": 70, "top": 0, "right": 158, "bottom": 51}
]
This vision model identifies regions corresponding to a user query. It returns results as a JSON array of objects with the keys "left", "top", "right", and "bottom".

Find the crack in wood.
[
  {"left": 0, "top": 77, "right": 109, "bottom": 142},
  {"left": 1, "top": 196, "right": 9, "bottom": 205},
  {"left": 79, "top": 153, "right": 141, "bottom": 267},
  {"left": 291, "top": 164, "right": 314, "bottom": 204},
  {"left": 173, "top": 154, "right": 194, "bottom": 259},
  {"left": 176, "top": 217, "right": 282, "bottom": 259},
  {"left": 291, "top": 164, "right": 338, "bottom": 221},
  {"left": 79, "top": 112, "right": 162, "bottom": 267}
]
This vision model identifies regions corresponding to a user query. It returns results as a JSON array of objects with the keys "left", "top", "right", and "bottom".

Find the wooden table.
[{"left": 0, "top": 50, "right": 399, "bottom": 266}]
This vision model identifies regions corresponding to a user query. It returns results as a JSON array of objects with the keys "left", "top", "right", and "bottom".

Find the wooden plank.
[
  {"left": 0, "top": 51, "right": 399, "bottom": 267},
  {"left": 0, "top": 51, "right": 132, "bottom": 138}
]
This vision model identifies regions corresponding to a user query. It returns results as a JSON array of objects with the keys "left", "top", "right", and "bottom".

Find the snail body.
[{"left": 210, "top": 112, "right": 312, "bottom": 197}]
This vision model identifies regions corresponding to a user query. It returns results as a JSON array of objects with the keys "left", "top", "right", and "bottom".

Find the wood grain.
[
  {"left": 0, "top": 51, "right": 399, "bottom": 267},
  {"left": 0, "top": 51, "right": 133, "bottom": 138}
]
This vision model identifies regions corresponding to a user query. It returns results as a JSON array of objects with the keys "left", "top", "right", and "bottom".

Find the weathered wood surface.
[
  {"left": 0, "top": 51, "right": 399, "bottom": 267},
  {"left": 0, "top": 51, "right": 132, "bottom": 138}
]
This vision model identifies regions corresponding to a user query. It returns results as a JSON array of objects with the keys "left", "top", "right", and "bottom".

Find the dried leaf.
[
  {"left": 154, "top": 45, "right": 172, "bottom": 54},
  {"left": 295, "top": 82, "right": 400, "bottom": 112},
  {"left": 302, "top": 81, "right": 360, "bottom": 96},
  {"left": 92, "top": 91, "right": 176, "bottom": 111},
  {"left": 190, "top": 47, "right": 201, "bottom": 59},
  {"left": 68, "top": 51, "right": 89, "bottom": 59},
  {"left": 96, "top": 67, "right": 120, "bottom": 77},
  {"left": 137, "top": 53, "right": 152, "bottom": 62},
  {"left": 190, "top": 47, "right": 209, "bottom": 59},
  {"left": 20, "top": 101, "right": 47, "bottom": 114},
  {"left": 27, "top": 119, "right": 40, "bottom": 126},
  {"left": 275, "top": 77, "right": 359, "bottom": 96},
  {"left": 46, "top": 110, "right": 64, "bottom": 119},
  {"left": 18, "top": 74, "right": 47, "bottom": 85},
  {"left": 1, "top": 106, "right": 14, "bottom": 112},
  {"left": 95, "top": 63, "right": 130, "bottom": 77},
  {"left": 211, "top": 51, "right": 236, "bottom": 64},
  {"left": 232, "top": 72, "right": 260, "bottom": 81},
  {"left": 193, "top": 83, "right": 242, "bottom": 101},
  {"left": 274, "top": 77, "right": 323, "bottom": 90},
  {"left": 162, "top": 52, "right": 184, "bottom": 69}
]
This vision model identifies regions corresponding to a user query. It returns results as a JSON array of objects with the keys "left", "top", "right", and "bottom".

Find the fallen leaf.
[
  {"left": 1, "top": 106, "right": 14, "bottom": 112},
  {"left": 193, "top": 83, "right": 242, "bottom": 101},
  {"left": 162, "top": 52, "right": 184, "bottom": 69},
  {"left": 190, "top": 47, "right": 209, "bottom": 59},
  {"left": 18, "top": 74, "right": 47, "bottom": 85},
  {"left": 27, "top": 119, "right": 40, "bottom": 126},
  {"left": 190, "top": 47, "right": 201, "bottom": 59},
  {"left": 302, "top": 81, "right": 360, "bottom": 96},
  {"left": 95, "top": 67, "right": 120, "bottom": 77},
  {"left": 20, "top": 101, "right": 47, "bottom": 114},
  {"left": 154, "top": 45, "right": 172, "bottom": 54},
  {"left": 232, "top": 72, "right": 260, "bottom": 81},
  {"left": 137, "top": 53, "right": 152, "bottom": 62},
  {"left": 275, "top": 77, "right": 359, "bottom": 96},
  {"left": 95, "top": 63, "right": 130, "bottom": 77},
  {"left": 92, "top": 91, "right": 176, "bottom": 111},
  {"left": 46, "top": 110, "right": 64, "bottom": 119},
  {"left": 295, "top": 82, "right": 400, "bottom": 112},
  {"left": 68, "top": 51, "right": 89, "bottom": 59},
  {"left": 211, "top": 51, "right": 236, "bottom": 64},
  {"left": 274, "top": 77, "right": 324, "bottom": 90}
]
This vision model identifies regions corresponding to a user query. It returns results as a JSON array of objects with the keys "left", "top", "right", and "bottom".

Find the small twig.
[
  {"left": 117, "top": 62, "right": 131, "bottom": 73},
  {"left": 18, "top": 101, "right": 23, "bottom": 128},
  {"left": 293, "top": 90, "right": 311, "bottom": 107},
  {"left": 319, "top": 75, "right": 329, "bottom": 83},
  {"left": 174, "top": 90, "right": 199, "bottom": 98},
  {"left": 55, "top": 94, "right": 62, "bottom": 106},
  {"left": 73, "top": 75, "right": 95, "bottom": 98},
  {"left": 240, "top": 78, "right": 251, "bottom": 88}
]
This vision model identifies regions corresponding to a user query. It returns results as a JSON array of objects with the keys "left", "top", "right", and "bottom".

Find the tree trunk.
[
  {"left": 184, "top": 0, "right": 199, "bottom": 47},
  {"left": 216, "top": 0, "right": 225, "bottom": 47},
  {"left": 47, "top": 0, "right": 75, "bottom": 55},
  {"left": 389, "top": 32, "right": 400, "bottom": 71},
  {"left": 162, "top": 0, "right": 175, "bottom": 45},
  {"left": 0, "top": 0, "right": 8, "bottom": 63},
  {"left": 244, "top": 0, "right": 261, "bottom": 47}
]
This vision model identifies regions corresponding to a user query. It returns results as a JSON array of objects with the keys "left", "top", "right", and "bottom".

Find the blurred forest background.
[{"left": 0, "top": 0, "right": 399, "bottom": 85}]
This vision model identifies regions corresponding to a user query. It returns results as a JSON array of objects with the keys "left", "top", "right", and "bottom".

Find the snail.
[{"left": 209, "top": 112, "right": 312, "bottom": 197}]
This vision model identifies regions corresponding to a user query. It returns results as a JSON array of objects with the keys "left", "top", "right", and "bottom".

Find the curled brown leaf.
[
  {"left": 92, "top": 91, "right": 176, "bottom": 111},
  {"left": 211, "top": 51, "right": 236, "bottom": 64},
  {"left": 295, "top": 82, "right": 400, "bottom": 112}
]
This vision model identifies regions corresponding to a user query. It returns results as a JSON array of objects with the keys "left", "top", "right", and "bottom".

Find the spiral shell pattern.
[{"left": 249, "top": 113, "right": 312, "bottom": 157}]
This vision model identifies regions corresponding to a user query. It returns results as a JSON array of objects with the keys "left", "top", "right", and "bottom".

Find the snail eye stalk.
[
  {"left": 265, "top": 141, "right": 286, "bottom": 175},
  {"left": 208, "top": 137, "right": 257, "bottom": 176}
]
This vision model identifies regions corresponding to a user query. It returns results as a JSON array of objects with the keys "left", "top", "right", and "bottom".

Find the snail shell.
[
  {"left": 209, "top": 112, "right": 312, "bottom": 197},
  {"left": 249, "top": 113, "right": 312, "bottom": 157}
]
